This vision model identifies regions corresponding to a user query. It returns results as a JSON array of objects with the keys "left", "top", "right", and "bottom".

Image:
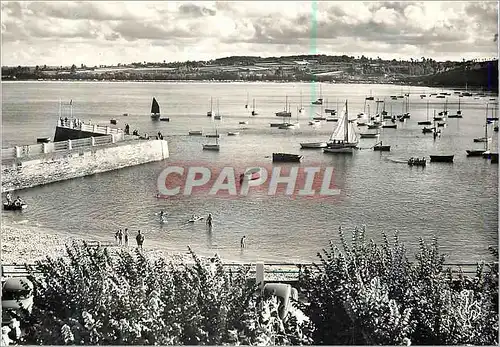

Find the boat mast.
[
  {"left": 344, "top": 100, "right": 349, "bottom": 142},
  {"left": 426, "top": 100, "right": 429, "bottom": 121},
  {"left": 485, "top": 103, "right": 489, "bottom": 150}
]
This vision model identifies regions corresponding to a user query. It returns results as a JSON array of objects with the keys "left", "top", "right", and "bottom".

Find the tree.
[{"left": 70, "top": 64, "right": 76, "bottom": 73}]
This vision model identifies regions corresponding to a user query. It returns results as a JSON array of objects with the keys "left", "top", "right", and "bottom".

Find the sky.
[{"left": 1, "top": 1, "right": 499, "bottom": 67}]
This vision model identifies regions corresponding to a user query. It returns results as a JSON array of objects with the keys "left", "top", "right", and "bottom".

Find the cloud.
[{"left": 1, "top": 1, "right": 498, "bottom": 66}]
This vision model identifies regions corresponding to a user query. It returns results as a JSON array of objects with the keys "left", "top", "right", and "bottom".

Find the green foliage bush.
[
  {"left": 20, "top": 243, "right": 311, "bottom": 345},
  {"left": 15, "top": 226, "right": 498, "bottom": 345},
  {"left": 299, "top": 226, "right": 498, "bottom": 345}
]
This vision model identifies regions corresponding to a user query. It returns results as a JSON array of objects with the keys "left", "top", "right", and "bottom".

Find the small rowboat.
[
  {"left": 3, "top": 203, "right": 27, "bottom": 210},
  {"left": 187, "top": 216, "right": 204, "bottom": 223}
]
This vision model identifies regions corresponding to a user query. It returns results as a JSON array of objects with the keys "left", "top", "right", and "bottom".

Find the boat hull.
[
  {"left": 272, "top": 153, "right": 302, "bottom": 162},
  {"left": 214, "top": 116, "right": 222, "bottom": 120},
  {"left": 189, "top": 131, "right": 203, "bottom": 136},
  {"left": 430, "top": 155, "right": 454, "bottom": 163},
  {"left": 374, "top": 146, "right": 390, "bottom": 151},
  {"left": 300, "top": 142, "right": 327, "bottom": 149},
  {"left": 227, "top": 132, "right": 239, "bottom": 136},
  {"left": 3, "top": 203, "right": 27, "bottom": 211},
  {"left": 466, "top": 150, "right": 485, "bottom": 157},
  {"left": 473, "top": 138, "right": 491, "bottom": 143},
  {"left": 323, "top": 147, "right": 354, "bottom": 154},
  {"left": 382, "top": 124, "right": 397, "bottom": 129},
  {"left": 110, "top": 119, "right": 117, "bottom": 125},
  {"left": 417, "top": 121, "right": 432, "bottom": 125},
  {"left": 206, "top": 134, "right": 220, "bottom": 138},
  {"left": 160, "top": 118, "right": 170, "bottom": 122},
  {"left": 360, "top": 133, "right": 379, "bottom": 138},
  {"left": 203, "top": 144, "right": 220, "bottom": 151}
]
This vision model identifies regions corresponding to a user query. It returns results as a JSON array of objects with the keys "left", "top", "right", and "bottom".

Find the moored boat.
[
  {"left": 110, "top": 119, "right": 117, "bottom": 125},
  {"left": 466, "top": 149, "right": 485, "bottom": 157},
  {"left": 430, "top": 155, "right": 454, "bottom": 163},
  {"left": 359, "top": 132, "right": 379, "bottom": 138},
  {"left": 272, "top": 153, "right": 302, "bottom": 162},
  {"left": 300, "top": 142, "right": 327, "bottom": 149},
  {"left": 227, "top": 132, "right": 240, "bottom": 136},
  {"left": 3, "top": 202, "right": 27, "bottom": 210},
  {"left": 151, "top": 97, "right": 161, "bottom": 120},
  {"left": 189, "top": 130, "right": 203, "bottom": 136},
  {"left": 408, "top": 157, "right": 426, "bottom": 166},
  {"left": 160, "top": 117, "right": 170, "bottom": 122},
  {"left": 323, "top": 100, "right": 359, "bottom": 154},
  {"left": 373, "top": 141, "right": 390, "bottom": 151}
]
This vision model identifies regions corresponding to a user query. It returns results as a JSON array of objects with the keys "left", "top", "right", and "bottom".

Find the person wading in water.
[{"left": 206, "top": 213, "right": 213, "bottom": 229}]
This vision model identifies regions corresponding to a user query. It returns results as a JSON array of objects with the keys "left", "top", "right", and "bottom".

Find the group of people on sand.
[
  {"left": 115, "top": 228, "right": 145, "bottom": 249},
  {"left": 5, "top": 192, "right": 23, "bottom": 207}
]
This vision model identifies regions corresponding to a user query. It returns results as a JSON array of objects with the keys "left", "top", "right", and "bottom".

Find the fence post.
[
  {"left": 93, "top": 125, "right": 98, "bottom": 133},
  {"left": 111, "top": 134, "right": 116, "bottom": 144},
  {"left": 106, "top": 126, "right": 110, "bottom": 134},
  {"left": 15, "top": 146, "right": 22, "bottom": 158},
  {"left": 67, "top": 139, "right": 72, "bottom": 151},
  {"left": 256, "top": 262, "right": 264, "bottom": 289},
  {"left": 91, "top": 137, "right": 95, "bottom": 146},
  {"left": 42, "top": 143, "right": 48, "bottom": 154}
]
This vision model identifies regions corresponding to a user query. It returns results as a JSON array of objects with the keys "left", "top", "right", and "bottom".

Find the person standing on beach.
[
  {"left": 118, "top": 229, "right": 123, "bottom": 246},
  {"left": 115, "top": 230, "right": 119, "bottom": 243},
  {"left": 240, "top": 235, "right": 246, "bottom": 249},
  {"left": 136, "top": 230, "right": 144, "bottom": 250},
  {"left": 124, "top": 229, "right": 129, "bottom": 246}
]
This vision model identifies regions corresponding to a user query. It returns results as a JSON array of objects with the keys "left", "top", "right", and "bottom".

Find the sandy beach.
[
  {"left": 1, "top": 222, "right": 300, "bottom": 282},
  {"left": 1, "top": 222, "right": 203, "bottom": 265}
]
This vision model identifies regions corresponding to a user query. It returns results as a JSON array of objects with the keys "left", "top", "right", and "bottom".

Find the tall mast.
[
  {"left": 344, "top": 100, "right": 349, "bottom": 142},
  {"left": 426, "top": 100, "right": 429, "bottom": 121},
  {"left": 485, "top": 103, "right": 489, "bottom": 148}
]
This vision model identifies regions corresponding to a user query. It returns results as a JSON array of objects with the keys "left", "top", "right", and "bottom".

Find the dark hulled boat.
[
  {"left": 430, "top": 155, "right": 454, "bottom": 163},
  {"left": 373, "top": 142, "right": 390, "bottom": 151},
  {"left": 272, "top": 153, "right": 302, "bottom": 162},
  {"left": 3, "top": 202, "right": 27, "bottom": 210}
]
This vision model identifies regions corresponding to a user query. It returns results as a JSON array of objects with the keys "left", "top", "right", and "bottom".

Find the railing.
[
  {"left": 1, "top": 135, "right": 115, "bottom": 161},
  {"left": 2, "top": 259, "right": 496, "bottom": 280},
  {"left": 58, "top": 120, "right": 124, "bottom": 136}
]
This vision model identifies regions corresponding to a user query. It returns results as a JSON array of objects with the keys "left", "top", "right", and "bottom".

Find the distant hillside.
[{"left": 408, "top": 60, "right": 498, "bottom": 91}]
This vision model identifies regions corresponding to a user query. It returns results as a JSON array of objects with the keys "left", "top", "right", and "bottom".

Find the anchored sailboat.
[
  {"left": 151, "top": 97, "right": 161, "bottom": 120},
  {"left": 251, "top": 98, "right": 258, "bottom": 116},
  {"left": 203, "top": 101, "right": 220, "bottom": 151},
  {"left": 323, "top": 100, "right": 359, "bottom": 154},
  {"left": 207, "top": 97, "right": 213, "bottom": 117}
]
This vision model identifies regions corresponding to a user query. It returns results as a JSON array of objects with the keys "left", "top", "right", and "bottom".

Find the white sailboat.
[
  {"left": 214, "top": 99, "right": 222, "bottom": 120},
  {"left": 251, "top": 98, "right": 258, "bottom": 116},
  {"left": 323, "top": 100, "right": 359, "bottom": 154},
  {"left": 203, "top": 101, "right": 220, "bottom": 151},
  {"left": 312, "top": 84, "right": 323, "bottom": 105},
  {"left": 473, "top": 103, "right": 492, "bottom": 143},
  {"left": 279, "top": 106, "right": 300, "bottom": 129},
  {"left": 298, "top": 91, "right": 304, "bottom": 113},
  {"left": 207, "top": 97, "right": 213, "bottom": 117}
]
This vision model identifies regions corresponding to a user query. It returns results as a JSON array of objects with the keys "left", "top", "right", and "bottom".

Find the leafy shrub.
[
  {"left": 20, "top": 242, "right": 311, "bottom": 345},
  {"left": 299, "top": 226, "right": 498, "bottom": 345}
]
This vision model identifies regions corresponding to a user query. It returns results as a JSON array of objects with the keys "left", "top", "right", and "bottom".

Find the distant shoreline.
[{"left": 2, "top": 79, "right": 496, "bottom": 93}]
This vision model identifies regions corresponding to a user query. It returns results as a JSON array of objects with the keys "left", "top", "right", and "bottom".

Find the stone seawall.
[{"left": 2, "top": 139, "right": 169, "bottom": 193}]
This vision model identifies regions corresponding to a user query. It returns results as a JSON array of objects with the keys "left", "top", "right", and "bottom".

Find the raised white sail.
[{"left": 329, "top": 101, "right": 358, "bottom": 144}]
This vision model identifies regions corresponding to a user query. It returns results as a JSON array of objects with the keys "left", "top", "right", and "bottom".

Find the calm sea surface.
[{"left": 1, "top": 81, "right": 498, "bottom": 263}]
